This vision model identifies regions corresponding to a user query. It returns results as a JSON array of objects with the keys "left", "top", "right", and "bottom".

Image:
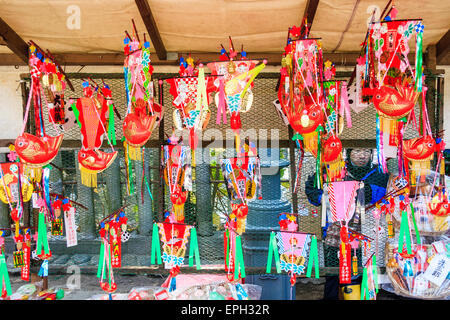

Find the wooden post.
[
  {"left": 157, "top": 80, "right": 165, "bottom": 221},
  {"left": 288, "top": 127, "right": 299, "bottom": 214}
]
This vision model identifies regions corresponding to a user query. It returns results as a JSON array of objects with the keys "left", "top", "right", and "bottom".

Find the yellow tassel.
[
  {"left": 79, "top": 165, "right": 97, "bottom": 188},
  {"left": 352, "top": 256, "right": 358, "bottom": 276},
  {"left": 441, "top": 157, "right": 446, "bottom": 176},
  {"left": 24, "top": 166, "right": 42, "bottom": 183},
  {"left": 235, "top": 133, "right": 240, "bottom": 155},
  {"left": 302, "top": 131, "right": 318, "bottom": 156},
  {"left": 15, "top": 221, "right": 19, "bottom": 238},
  {"left": 236, "top": 217, "right": 246, "bottom": 234},
  {"left": 388, "top": 219, "right": 394, "bottom": 238},
  {"left": 191, "top": 150, "right": 196, "bottom": 168},
  {"left": 172, "top": 204, "right": 185, "bottom": 223},
  {"left": 127, "top": 145, "right": 142, "bottom": 161}
]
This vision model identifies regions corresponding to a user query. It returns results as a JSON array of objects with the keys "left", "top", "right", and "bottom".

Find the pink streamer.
[
  {"left": 340, "top": 82, "right": 352, "bottom": 128},
  {"left": 216, "top": 78, "right": 227, "bottom": 124}
]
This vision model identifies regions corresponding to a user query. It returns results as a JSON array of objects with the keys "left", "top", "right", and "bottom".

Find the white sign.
[
  {"left": 64, "top": 207, "right": 78, "bottom": 247},
  {"left": 423, "top": 254, "right": 450, "bottom": 287}
]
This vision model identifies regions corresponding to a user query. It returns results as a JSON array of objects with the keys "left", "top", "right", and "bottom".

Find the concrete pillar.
[
  {"left": 104, "top": 148, "right": 122, "bottom": 213},
  {"left": 136, "top": 148, "right": 153, "bottom": 235},
  {"left": 75, "top": 151, "right": 96, "bottom": 238}
]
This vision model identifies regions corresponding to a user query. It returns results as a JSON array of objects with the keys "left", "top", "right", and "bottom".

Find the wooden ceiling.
[{"left": 0, "top": 0, "right": 449, "bottom": 67}]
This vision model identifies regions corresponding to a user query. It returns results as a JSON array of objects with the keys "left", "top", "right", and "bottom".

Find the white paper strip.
[{"left": 64, "top": 207, "right": 78, "bottom": 247}]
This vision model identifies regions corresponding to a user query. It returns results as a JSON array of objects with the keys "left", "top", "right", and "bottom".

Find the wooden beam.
[
  {"left": 0, "top": 17, "right": 28, "bottom": 63},
  {"left": 302, "top": 0, "right": 320, "bottom": 32},
  {"left": 436, "top": 29, "right": 450, "bottom": 65},
  {"left": 135, "top": 0, "right": 167, "bottom": 60},
  {"left": 0, "top": 52, "right": 178, "bottom": 66}
]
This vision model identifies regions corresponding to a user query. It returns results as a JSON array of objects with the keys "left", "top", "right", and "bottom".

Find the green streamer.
[
  {"left": 398, "top": 211, "right": 412, "bottom": 254},
  {"left": 97, "top": 240, "right": 105, "bottom": 278},
  {"left": 71, "top": 102, "right": 82, "bottom": 129},
  {"left": 188, "top": 227, "right": 201, "bottom": 270},
  {"left": 234, "top": 235, "right": 246, "bottom": 280},
  {"left": 108, "top": 243, "right": 112, "bottom": 288},
  {"left": 266, "top": 232, "right": 281, "bottom": 274},
  {"left": 360, "top": 267, "right": 369, "bottom": 300},
  {"left": 108, "top": 104, "right": 116, "bottom": 146},
  {"left": 306, "top": 235, "right": 319, "bottom": 279},
  {"left": 0, "top": 253, "right": 12, "bottom": 296},
  {"left": 225, "top": 230, "right": 230, "bottom": 267},
  {"left": 144, "top": 175, "right": 153, "bottom": 201},
  {"left": 315, "top": 126, "right": 324, "bottom": 189},
  {"left": 36, "top": 212, "right": 50, "bottom": 255},
  {"left": 409, "top": 203, "right": 421, "bottom": 245},
  {"left": 150, "top": 223, "right": 162, "bottom": 265},
  {"left": 372, "top": 255, "right": 378, "bottom": 294},
  {"left": 414, "top": 32, "right": 423, "bottom": 92}
]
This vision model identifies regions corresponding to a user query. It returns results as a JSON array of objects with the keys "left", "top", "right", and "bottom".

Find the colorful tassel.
[
  {"left": 234, "top": 235, "right": 245, "bottom": 280},
  {"left": 150, "top": 222, "right": 162, "bottom": 265},
  {"left": 398, "top": 210, "right": 412, "bottom": 254},
  {"left": 266, "top": 231, "right": 281, "bottom": 274},
  {"left": 0, "top": 253, "right": 12, "bottom": 297},
  {"left": 108, "top": 102, "right": 116, "bottom": 146},
  {"left": 414, "top": 30, "right": 423, "bottom": 92},
  {"left": 306, "top": 235, "right": 319, "bottom": 279},
  {"left": 36, "top": 211, "right": 50, "bottom": 256},
  {"left": 188, "top": 227, "right": 201, "bottom": 270},
  {"left": 360, "top": 266, "right": 369, "bottom": 300}
]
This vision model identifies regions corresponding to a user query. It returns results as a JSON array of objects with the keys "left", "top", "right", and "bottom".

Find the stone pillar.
[
  {"left": 75, "top": 151, "right": 96, "bottom": 239},
  {"left": 244, "top": 148, "right": 292, "bottom": 267},
  {"left": 195, "top": 161, "right": 214, "bottom": 236},
  {"left": 136, "top": 148, "right": 153, "bottom": 236},
  {"left": 104, "top": 148, "right": 122, "bottom": 213}
]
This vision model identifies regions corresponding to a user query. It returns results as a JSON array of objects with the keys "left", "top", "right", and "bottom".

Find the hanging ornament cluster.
[
  {"left": 161, "top": 132, "right": 192, "bottom": 224},
  {"left": 277, "top": 25, "right": 352, "bottom": 191},
  {"left": 266, "top": 230, "right": 319, "bottom": 286},
  {"left": 123, "top": 20, "right": 164, "bottom": 161},
  {"left": 72, "top": 78, "right": 118, "bottom": 188},
  {"left": 166, "top": 55, "right": 218, "bottom": 164},
  {"left": 207, "top": 37, "right": 266, "bottom": 151},
  {"left": 15, "top": 42, "right": 68, "bottom": 182},
  {"left": 151, "top": 221, "right": 201, "bottom": 292},
  {"left": 97, "top": 208, "right": 128, "bottom": 294},
  {"left": 359, "top": 9, "right": 425, "bottom": 174},
  {"left": 220, "top": 154, "right": 262, "bottom": 234},
  {"left": 0, "top": 162, "right": 33, "bottom": 239}
]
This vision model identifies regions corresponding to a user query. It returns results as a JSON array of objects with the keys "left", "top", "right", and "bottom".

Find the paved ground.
[{"left": 5, "top": 272, "right": 410, "bottom": 300}]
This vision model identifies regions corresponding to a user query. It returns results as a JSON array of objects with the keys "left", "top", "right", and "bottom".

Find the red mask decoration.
[
  {"left": 76, "top": 90, "right": 118, "bottom": 187},
  {"left": 403, "top": 135, "right": 437, "bottom": 161},
  {"left": 123, "top": 98, "right": 162, "bottom": 147},
  {"left": 321, "top": 135, "right": 343, "bottom": 163},
  {"left": 15, "top": 133, "right": 63, "bottom": 168},
  {"left": 373, "top": 84, "right": 419, "bottom": 120}
]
